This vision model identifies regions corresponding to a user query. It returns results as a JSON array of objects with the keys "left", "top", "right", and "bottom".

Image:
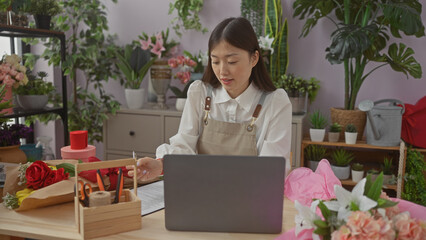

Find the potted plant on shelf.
[
  {"left": 273, "top": 73, "right": 320, "bottom": 115},
  {"left": 309, "top": 110, "right": 327, "bottom": 142},
  {"left": 328, "top": 122, "right": 341, "bottom": 143},
  {"left": 14, "top": 71, "right": 55, "bottom": 110},
  {"left": 115, "top": 43, "right": 155, "bottom": 109},
  {"left": 367, "top": 169, "right": 380, "bottom": 182},
  {"left": 293, "top": 0, "right": 425, "bottom": 141},
  {"left": 304, "top": 145, "right": 327, "bottom": 171},
  {"left": 28, "top": 0, "right": 62, "bottom": 30},
  {"left": 351, "top": 162, "right": 364, "bottom": 183},
  {"left": 345, "top": 124, "right": 357, "bottom": 144},
  {"left": 0, "top": 122, "right": 32, "bottom": 164},
  {"left": 331, "top": 148, "right": 354, "bottom": 180},
  {"left": 382, "top": 157, "right": 394, "bottom": 185}
]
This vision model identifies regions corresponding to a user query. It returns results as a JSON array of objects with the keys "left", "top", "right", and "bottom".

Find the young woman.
[{"left": 128, "top": 17, "right": 292, "bottom": 179}]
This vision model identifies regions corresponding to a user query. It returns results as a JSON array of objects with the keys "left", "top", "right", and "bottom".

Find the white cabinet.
[{"left": 104, "top": 107, "right": 305, "bottom": 169}]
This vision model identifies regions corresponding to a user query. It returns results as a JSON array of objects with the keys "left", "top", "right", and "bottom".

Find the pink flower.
[
  {"left": 393, "top": 212, "right": 426, "bottom": 240},
  {"left": 9, "top": 67, "right": 17, "bottom": 77},
  {"left": 169, "top": 46, "right": 179, "bottom": 56},
  {"left": 15, "top": 72, "right": 24, "bottom": 81},
  {"left": 168, "top": 58, "right": 178, "bottom": 68},
  {"left": 187, "top": 59, "right": 197, "bottom": 67},
  {"left": 379, "top": 192, "right": 400, "bottom": 219},
  {"left": 150, "top": 38, "right": 165, "bottom": 58},
  {"left": 342, "top": 211, "right": 395, "bottom": 240},
  {"left": 3, "top": 75, "right": 14, "bottom": 87},
  {"left": 140, "top": 39, "right": 151, "bottom": 50},
  {"left": 181, "top": 71, "right": 191, "bottom": 84},
  {"left": 331, "top": 226, "right": 354, "bottom": 240},
  {"left": 176, "top": 55, "right": 185, "bottom": 66}
]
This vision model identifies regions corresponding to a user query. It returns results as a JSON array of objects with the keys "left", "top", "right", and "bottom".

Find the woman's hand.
[{"left": 126, "top": 157, "right": 163, "bottom": 181}]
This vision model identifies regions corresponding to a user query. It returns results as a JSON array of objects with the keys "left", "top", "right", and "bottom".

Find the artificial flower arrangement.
[
  {"left": 294, "top": 173, "right": 426, "bottom": 240},
  {"left": 0, "top": 54, "right": 29, "bottom": 88},
  {"left": 138, "top": 28, "right": 179, "bottom": 59},
  {"left": 168, "top": 50, "right": 206, "bottom": 98},
  {"left": 0, "top": 123, "right": 32, "bottom": 147}
]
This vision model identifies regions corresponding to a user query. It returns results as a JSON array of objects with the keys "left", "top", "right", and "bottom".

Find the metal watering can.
[{"left": 359, "top": 99, "right": 405, "bottom": 146}]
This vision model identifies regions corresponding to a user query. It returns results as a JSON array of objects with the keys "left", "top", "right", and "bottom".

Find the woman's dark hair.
[{"left": 202, "top": 17, "right": 276, "bottom": 92}]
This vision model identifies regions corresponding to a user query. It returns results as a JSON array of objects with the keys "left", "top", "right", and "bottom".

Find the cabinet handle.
[{"left": 129, "top": 131, "right": 135, "bottom": 136}]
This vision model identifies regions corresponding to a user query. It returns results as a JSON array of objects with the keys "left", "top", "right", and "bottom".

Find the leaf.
[
  {"left": 317, "top": 201, "right": 331, "bottom": 220},
  {"left": 56, "top": 163, "right": 76, "bottom": 177},
  {"left": 386, "top": 43, "right": 422, "bottom": 79},
  {"left": 377, "top": 198, "right": 398, "bottom": 208},
  {"left": 366, "top": 172, "right": 383, "bottom": 201},
  {"left": 382, "top": 3, "right": 425, "bottom": 36},
  {"left": 313, "top": 219, "right": 328, "bottom": 228}
]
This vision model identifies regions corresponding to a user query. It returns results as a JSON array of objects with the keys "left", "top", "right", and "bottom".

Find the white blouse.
[{"left": 156, "top": 80, "right": 292, "bottom": 175}]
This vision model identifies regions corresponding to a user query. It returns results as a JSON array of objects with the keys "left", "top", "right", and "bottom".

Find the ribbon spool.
[
  {"left": 89, "top": 191, "right": 111, "bottom": 207},
  {"left": 70, "top": 130, "right": 88, "bottom": 150}
]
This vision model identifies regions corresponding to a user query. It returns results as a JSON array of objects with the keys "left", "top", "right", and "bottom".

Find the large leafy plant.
[{"left": 293, "top": 0, "right": 425, "bottom": 110}]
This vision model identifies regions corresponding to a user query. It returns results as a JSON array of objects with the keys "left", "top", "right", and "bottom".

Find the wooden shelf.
[
  {"left": 302, "top": 139, "right": 401, "bottom": 151},
  {"left": 341, "top": 179, "right": 397, "bottom": 190}
]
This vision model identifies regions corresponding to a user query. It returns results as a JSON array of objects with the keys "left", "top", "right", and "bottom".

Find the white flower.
[
  {"left": 324, "top": 178, "right": 377, "bottom": 221},
  {"left": 258, "top": 35, "right": 274, "bottom": 54},
  {"left": 199, "top": 51, "right": 208, "bottom": 67},
  {"left": 294, "top": 200, "right": 321, "bottom": 240}
]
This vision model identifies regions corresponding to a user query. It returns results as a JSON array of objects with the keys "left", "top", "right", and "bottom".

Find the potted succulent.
[
  {"left": 309, "top": 110, "right": 327, "bottom": 142},
  {"left": 330, "top": 148, "right": 354, "bottom": 180},
  {"left": 328, "top": 122, "right": 342, "bottom": 143},
  {"left": 345, "top": 124, "right": 357, "bottom": 144},
  {"left": 382, "top": 157, "right": 394, "bottom": 185},
  {"left": 273, "top": 74, "right": 320, "bottom": 115},
  {"left": 304, "top": 145, "right": 327, "bottom": 171},
  {"left": 115, "top": 43, "right": 155, "bottom": 109},
  {"left": 28, "top": 0, "right": 62, "bottom": 30},
  {"left": 293, "top": 0, "right": 425, "bottom": 141},
  {"left": 367, "top": 169, "right": 380, "bottom": 182},
  {"left": 351, "top": 162, "right": 364, "bottom": 183},
  {"left": 14, "top": 71, "right": 54, "bottom": 110}
]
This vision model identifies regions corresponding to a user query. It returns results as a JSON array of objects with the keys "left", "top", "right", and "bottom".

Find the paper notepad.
[{"left": 135, "top": 180, "right": 165, "bottom": 216}]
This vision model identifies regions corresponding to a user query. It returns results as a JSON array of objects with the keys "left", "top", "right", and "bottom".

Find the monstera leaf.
[{"left": 386, "top": 43, "right": 422, "bottom": 79}]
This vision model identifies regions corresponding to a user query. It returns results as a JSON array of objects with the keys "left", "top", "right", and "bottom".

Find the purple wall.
[{"left": 97, "top": 0, "right": 426, "bottom": 158}]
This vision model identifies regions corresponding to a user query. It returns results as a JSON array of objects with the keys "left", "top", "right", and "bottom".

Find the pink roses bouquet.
[{"left": 0, "top": 54, "right": 28, "bottom": 88}]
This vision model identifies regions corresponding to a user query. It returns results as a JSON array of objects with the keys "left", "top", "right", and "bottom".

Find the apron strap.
[
  {"left": 203, "top": 85, "right": 213, "bottom": 125},
  {"left": 247, "top": 92, "right": 268, "bottom": 132}
]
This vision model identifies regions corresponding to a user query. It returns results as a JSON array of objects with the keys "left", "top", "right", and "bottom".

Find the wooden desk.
[{"left": 0, "top": 198, "right": 296, "bottom": 240}]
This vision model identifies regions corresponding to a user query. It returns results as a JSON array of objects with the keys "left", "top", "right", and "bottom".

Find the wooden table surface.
[{"left": 0, "top": 198, "right": 296, "bottom": 240}]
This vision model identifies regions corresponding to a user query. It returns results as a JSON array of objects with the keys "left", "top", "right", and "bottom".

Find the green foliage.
[
  {"left": 115, "top": 44, "right": 155, "bottom": 89},
  {"left": 345, "top": 124, "right": 357, "bottom": 133},
  {"left": 0, "top": 84, "right": 12, "bottom": 120},
  {"left": 351, "top": 162, "right": 364, "bottom": 171},
  {"left": 241, "top": 0, "right": 264, "bottom": 37},
  {"left": 274, "top": 73, "right": 320, "bottom": 103},
  {"left": 264, "top": 0, "right": 288, "bottom": 83},
  {"left": 331, "top": 148, "right": 354, "bottom": 167},
  {"left": 23, "top": 0, "right": 121, "bottom": 143},
  {"left": 309, "top": 110, "right": 327, "bottom": 129},
  {"left": 168, "top": 0, "right": 207, "bottom": 37},
  {"left": 14, "top": 71, "right": 55, "bottom": 95},
  {"left": 55, "top": 163, "right": 75, "bottom": 177},
  {"left": 0, "top": 1, "right": 12, "bottom": 11},
  {"left": 304, "top": 145, "right": 327, "bottom": 162},
  {"left": 329, "top": 122, "right": 342, "bottom": 133},
  {"left": 28, "top": 0, "right": 62, "bottom": 16},
  {"left": 293, "top": 0, "right": 425, "bottom": 110},
  {"left": 11, "top": 0, "right": 31, "bottom": 13},
  {"left": 402, "top": 148, "right": 426, "bottom": 206},
  {"left": 382, "top": 157, "right": 393, "bottom": 175},
  {"left": 169, "top": 80, "right": 195, "bottom": 99}
]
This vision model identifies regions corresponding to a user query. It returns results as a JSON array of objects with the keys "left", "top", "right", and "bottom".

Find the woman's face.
[{"left": 210, "top": 40, "right": 259, "bottom": 98}]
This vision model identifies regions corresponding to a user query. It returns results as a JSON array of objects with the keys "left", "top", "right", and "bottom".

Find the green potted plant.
[
  {"left": 14, "top": 71, "right": 54, "bottom": 110},
  {"left": 309, "top": 110, "right": 327, "bottom": 142},
  {"left": 367, "top": 169, "right": 380, "bottom": 182},
  {"left": 382, "top": 157, "right": 394, "bottom": 185},
  {"left": 273, "top": 74, "right": 320, "bottom": 115},
  {"left": 115, "top": 43, "right": 155, "bottom": 109},
  {"left": 304, "top": 145, "right": 327, "bottom": 171},
  {"left": 351, "top": 162, "right": 364, "bottom": 183},
  {"left": 328, "top": 122, "right": 342, "bottom": 143},
  {"left": 293, "top": 0, "right": 425, "bottom": 140},
  {"left": 331, "top": 148, "right": 354, "bottom": 180},
  {"left": 28, "top": 0, "right": 62, "bottom": 29},
  {"left": 168, "top": 0, "right": 208, "bottom": 37},
  {"left": 345, "top": 124, "right": 357, "bottom": 144}
]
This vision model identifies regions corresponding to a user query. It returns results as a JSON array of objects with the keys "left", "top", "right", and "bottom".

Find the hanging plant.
[{"left": 168, "top": 0, "right": 208, "bottom": 37}]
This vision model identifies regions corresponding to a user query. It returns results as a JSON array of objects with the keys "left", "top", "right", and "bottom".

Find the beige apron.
[{"left": 197, "top": 85, "right": 268, "bottom": 155}]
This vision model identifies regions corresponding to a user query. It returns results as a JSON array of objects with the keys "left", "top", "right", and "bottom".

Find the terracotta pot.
[
  {"left": 0, "top": 145, "right": 27, "bottom": 164},
  {"left": 330, "top": 107, "right": 366, "bottom": 140}
]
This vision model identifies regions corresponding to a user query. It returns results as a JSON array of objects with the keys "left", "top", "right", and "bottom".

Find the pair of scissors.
[
  {"left": 78, "top": 180, "right": 93, "bottom": 207},
  {"left": 114, "top": 168, "right": 123, "bottom": 204},
  {"left": 96, "top": 169, "right": 106, "bottom": 191}
]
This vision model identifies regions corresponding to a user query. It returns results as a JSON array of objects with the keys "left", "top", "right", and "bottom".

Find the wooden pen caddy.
[{"left": 74, "top": 159, "right": 141, "bottom": 239}]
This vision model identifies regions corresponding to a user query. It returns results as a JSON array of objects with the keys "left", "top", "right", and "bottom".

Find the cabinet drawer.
[
  {"left": 164, "top": 116, "right": 181, "bottom": 144},
  {"left": 106, "top": 113, "right": 162, "bottom": 152}
]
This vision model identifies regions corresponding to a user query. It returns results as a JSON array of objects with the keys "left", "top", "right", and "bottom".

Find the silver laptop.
[{"left": 163, "top": 154, "right": 286, "bottom": 234}]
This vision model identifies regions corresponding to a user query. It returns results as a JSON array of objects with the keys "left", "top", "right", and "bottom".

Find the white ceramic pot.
[
  {"left": 328, "top": 132, "right": 340, "bottom": 142},
  {"left": 345, "top": 132, "right": 358, "bottom": 144},
  {"left": 351, "top": 170, "right": 364, "bottom": 183},
  {"left": 308, "top": 160, "right": 319, "bottom": 172},
  {"left": 310, "top": 129, "right": 325, "bottom": 142},
  {"left": 17, "top": 95, "right": 48, "bottom": 110},
  {"left": 125, "top": 88, "right": 145, "bottom": 109},
  {"left": 175, "top": 98, "right": 186, "bottom": 111},
  {"left": 331, "top": 165, "right": 350, "bottom": 180}
]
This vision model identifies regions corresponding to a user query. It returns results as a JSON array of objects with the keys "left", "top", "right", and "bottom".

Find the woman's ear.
[{"left": 251, "top": 50, "right": 259, "bottom": 68}]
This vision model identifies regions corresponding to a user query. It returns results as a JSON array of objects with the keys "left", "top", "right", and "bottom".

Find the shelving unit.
[
  {"left": 0, "top": 24, "right": 68, "bottom": 145},
  {"left": 301, "top": 139, "right": 407, "bottom": 198}
]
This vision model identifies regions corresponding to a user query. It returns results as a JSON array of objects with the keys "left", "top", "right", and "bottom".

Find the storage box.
[{"left": 74, "top": 159, "right": 141, "bottom": 239}]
